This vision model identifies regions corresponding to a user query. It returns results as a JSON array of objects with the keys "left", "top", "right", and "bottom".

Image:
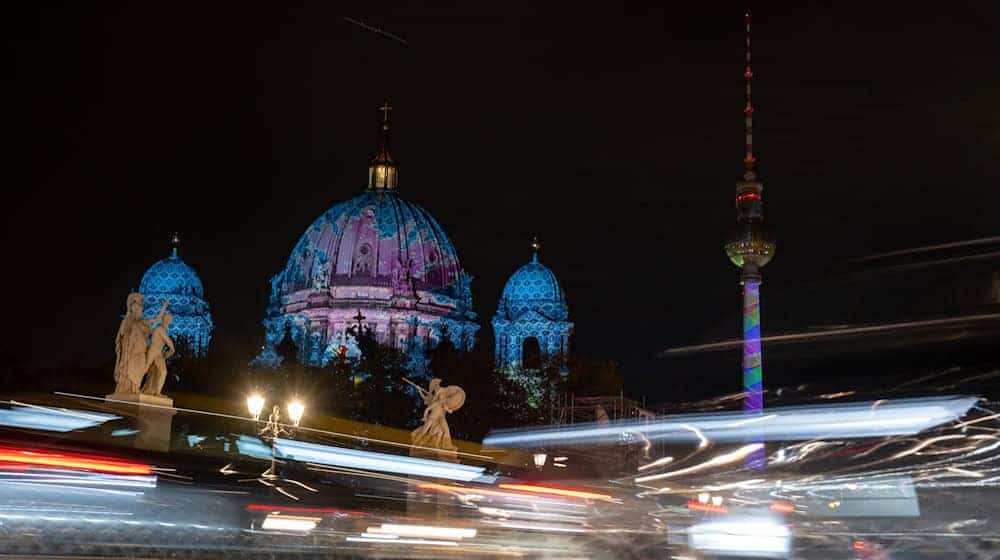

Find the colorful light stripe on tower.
[{"left": 742, "top": 280, "right": 763, "bottom": 411}]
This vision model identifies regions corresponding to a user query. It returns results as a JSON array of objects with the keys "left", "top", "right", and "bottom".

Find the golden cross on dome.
[{"left": 379, "top": 101, "right": 393, "bottom": 123}]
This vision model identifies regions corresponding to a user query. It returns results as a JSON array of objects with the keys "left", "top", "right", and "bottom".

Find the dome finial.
[
  {"left": 530, "top": 235, "right": 540, "bottom": 263},
  {"left": 368, "top": 100, "right": 398, "bottom": 191},
  {"left": 171, "top": 231, "right": 181, "bottom": 258},
  {"left": 379, "top": 100, "right": 392, "bottom": 126}
]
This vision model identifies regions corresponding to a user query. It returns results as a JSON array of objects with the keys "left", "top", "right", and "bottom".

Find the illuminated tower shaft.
[{"left": 742, "top": 280, "right": 763, "bottom": 411}]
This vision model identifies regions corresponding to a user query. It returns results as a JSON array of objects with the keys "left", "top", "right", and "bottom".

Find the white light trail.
[
  {"left": 271, "top": 438, "right": 487, "bottom": 482},
  {"left": 484, "top": 396, "right": 977, "bottom": 448},
  {"left": 636, "top": 444, "right": 763, "bottom": 483},
  {"left": 261, "top": 515, "right": 319, "bottom": 532},
  {"left": 367, "top": 523, "right": 476, "bottom": 539},
  {"left": 347, "top": 536, "right": 458, "bottom": 546}
]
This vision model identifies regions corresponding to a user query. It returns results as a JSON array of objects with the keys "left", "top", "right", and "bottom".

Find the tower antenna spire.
[{"left": 743, "top": 11, "right": 756, "bottom": 177}]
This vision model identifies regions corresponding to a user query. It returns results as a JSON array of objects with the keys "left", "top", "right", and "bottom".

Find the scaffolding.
[{"left": 555, "top": 393, "right": 656, "bottom": 426}]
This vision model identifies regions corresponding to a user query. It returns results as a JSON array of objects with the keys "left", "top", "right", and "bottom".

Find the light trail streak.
[
  {"left": 485, "top": 396, "right": 976, "bottom": 448},
  {"left": 0, "top": 446, "right": 152, "bottom": 475},
  {"left": 850, "top": 236, "right": 1000, "bottom": 261},
  {"left": 661, "top": 313, "right": 1000, "bottom": 355},
  {"left": 635, "top": 444, "right": 763, "bottom": 483},
  {"left": 638, "top": 456, "right": 674, "bottom": 471},
  {"left": 343, "top": 17, "right": 410, "bottom": 45},
  {"left": 271, "top": 438, "right": 487, "bottom": 482},
  {"left": 497, "top": 483, "right": 615, "bottom": 502}
]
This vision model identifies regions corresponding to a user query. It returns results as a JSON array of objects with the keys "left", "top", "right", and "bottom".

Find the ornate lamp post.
[{"left": 246, "top": 393, "right": 306, "bottom": 479}]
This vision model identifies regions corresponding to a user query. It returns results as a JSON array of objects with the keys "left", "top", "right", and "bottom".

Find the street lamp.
[
  {"left": 246, "top": 394, "right": 306, "bottom": 480},
  {"left": 287, "top": 400, "right": 305, "bottom": 427},
  {"left": 533, "top": 453, "right": 547, "bottom": 469},
  {"left": 247, "top": 394, "right": 266, "bottom": 422}
]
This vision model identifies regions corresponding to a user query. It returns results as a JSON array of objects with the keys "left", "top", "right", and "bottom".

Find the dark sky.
[{"left": 5, "top": 3, "right": 1000, "bottom": 400}]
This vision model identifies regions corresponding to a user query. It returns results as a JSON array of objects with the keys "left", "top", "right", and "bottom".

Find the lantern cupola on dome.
[{"left": 368, "top": 100, "right": 397, "bottom": 191}]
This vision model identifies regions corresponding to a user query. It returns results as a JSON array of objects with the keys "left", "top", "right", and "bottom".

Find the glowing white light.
[
  {"left": 247, "top": 394, "right": 266, "bottom": 421},
  {"left": 272, "top": 438, "right": 486, "bottom": 482},
  {"left": 286, "top": 401, "right": 305, "bottom": 427},
  {"left": 639, "top": 455, "right": 674, "bottom": 471},
  {"left": 368, "top": 523, "right": 476, "bottom": 539},
  {"left": 0, "top": 405, "right": 119, "bottom": 433},
  {"left": 260, "top": 515, "right": 318, "bottom": 532},
  {"left": 347, "top": 536, "right": 458, "bottom": 546},
  {"left": 533, "top": 453, "right": 547, "bottom": 468},
  {"left": 689, "top": 517, "right": 790, "bottom": 556},
  {"left": 697, "top": 492, "right": 710, "bottom": 504},
  {"left": 711, "top": 495, "right": 725, "bottom": 507}
]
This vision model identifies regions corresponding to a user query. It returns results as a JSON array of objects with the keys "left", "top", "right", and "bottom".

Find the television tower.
[{"left": 724, "top": 12, "right": 775, "bottom": 419}]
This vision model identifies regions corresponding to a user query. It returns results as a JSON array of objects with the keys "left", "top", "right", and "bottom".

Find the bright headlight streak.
[
  {"left": 689, "top": 518, "right": 790, "bottom": 554},
  {"left": 638, "top": 456, "right": 674, "bottom": 471},
  {"left": 261, "top": 515, "right": 319, "bottom": 532},
  {"left": 0, "top": 405, "right": 119, "bottom": 433},
  {"left": 945, "top": 467, "right": 984, "bottom": 478},
  {"left": 267, "top": 439, "right": 486, "bottom": 482},
  {"left": 0, "top": 470, "right": 156, "bottom": 488},
  {"left": 347, "top": 536, "right": 458, "bottom": 546},
  {"left": 683, "top": 424, "right": 710, "bottom": 449},
  {"left": 636, "top": 444, "right": 763, "bottom": 483},
  {"left": 497, "top": 483, "right": 614, "bottom": 502},
  {"left": 891, "top": 434, "right": 967, "bottom": 460},
  {"left": 368, "top": 524, "right": 476, "bottom": 539}
]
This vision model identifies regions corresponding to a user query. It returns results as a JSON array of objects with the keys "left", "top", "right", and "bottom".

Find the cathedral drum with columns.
[{"left": 254, "top": 104, "right": 478, "bottom": 367}]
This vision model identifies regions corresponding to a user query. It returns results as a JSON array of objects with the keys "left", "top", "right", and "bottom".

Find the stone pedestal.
[{"left": 104, "top": 393, "right": 176, "bottom": 453}]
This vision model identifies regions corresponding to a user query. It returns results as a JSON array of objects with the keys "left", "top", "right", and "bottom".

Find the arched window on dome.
[
  {"left": 353, "top": 243, "right": 373, "bottom": 277},
  {"left": 523, "top": 336, "right": 541, "bottom": 370}
]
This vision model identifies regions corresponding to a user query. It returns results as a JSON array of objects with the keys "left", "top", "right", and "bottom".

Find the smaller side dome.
[
  {"left": 138, "top": 235, "right": 213, "bottom": 357},
  {"left": 498, "top": 250, "right": 568, "bottom": 322},
  {"left": 139, "top": 253, "right": 205, "bottom": 298},
  {"left": 492, "top": 239, "right": 573, "bottom": 372}
]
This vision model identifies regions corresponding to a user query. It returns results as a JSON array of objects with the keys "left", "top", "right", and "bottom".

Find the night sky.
[{"left": 5, "top": 3, "right": 1000, "bottom": 401}]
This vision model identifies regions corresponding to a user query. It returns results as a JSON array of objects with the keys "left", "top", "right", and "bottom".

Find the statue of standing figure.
[
  {"left": 407, "top": 377, "right": 465, "bottom": 453},
  {"left": 141, "top": 313, "right": 175, "bottom": 397},
  {"left": 112, "top": 294, "right": 170, "bottom": 396}
]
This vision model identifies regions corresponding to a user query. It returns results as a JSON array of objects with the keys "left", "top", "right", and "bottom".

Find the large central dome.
[
  {"left": 280, "top": 190, "right": 462, "bottom": 294},
  {"left": 254, "top": 105, "right": 478, "bottom": 368}
]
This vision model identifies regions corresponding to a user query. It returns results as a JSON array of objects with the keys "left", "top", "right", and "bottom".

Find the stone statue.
[
  {"left": 141, "top": 313, "right": 175, "bottom": 397},
  {"left": 408, "top": 378, "right": 465, "bottom": 453},
  {"left": 113, "top": 294, "right": 168, "bottom": 394}
]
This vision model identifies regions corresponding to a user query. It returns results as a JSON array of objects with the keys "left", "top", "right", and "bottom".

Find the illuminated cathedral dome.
[
  {"left": 498, "top": 252, "right": 569, "bottom": 322},
  {"left": 278, "top": 191, "right": 463, "bottom": 294},
  {"left": 254, "top": 103, "right": 478, "bottom": 368},
  {"left": 138, "top": 235, "right": 213, "bottom": 357},
  {"left": 492, "top": 240, "right": 572, "bottom": 370}
]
